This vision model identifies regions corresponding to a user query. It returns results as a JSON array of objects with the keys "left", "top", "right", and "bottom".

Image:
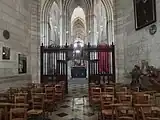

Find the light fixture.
[
  {"left": 100, "top": 26, "right": 103, "bottom": 28},
  {"left": 75, "top": 50, "right": 80, "bottom": 53},
  {"left": 88, "top": 30, "right": 91, "bottom": 33},
  {"left": 80, "top": 42, "right": 84, "bottom": 47},
  {"left": 74, "top": 43, "right": 77, "bottom": 48},
  {"left": 66, "top": 31, "right": 69, "bottom": 34}
]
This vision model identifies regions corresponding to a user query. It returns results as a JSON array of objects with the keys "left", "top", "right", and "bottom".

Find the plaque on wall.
[
  {"left": 18, "top": 54, "right": 27, "bottom": 74},
  {"left": 2, "top": 47, "right": 10, "bottom": 60},
  {"left": 133, "top": 0, "right": 156, "bottom": 30},
  {"left": 3, "top": 30, "right": 10, "bottom": 39}
]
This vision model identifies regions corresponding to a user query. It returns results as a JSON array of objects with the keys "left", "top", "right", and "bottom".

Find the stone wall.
[
  {"left": 115, "top": 0, "right": 160, "bottom": 84},
  {"left": 0, "top": 0, "right": 40, "bottom": 87}
]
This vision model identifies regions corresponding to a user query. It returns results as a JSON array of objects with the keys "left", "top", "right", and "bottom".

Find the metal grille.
[
  {"left": 40, "top": 42, "right": 116, "bottom": 93},
  {"left": 86, "top": 43, "right": 115, "bottom": 84},
  {"left": 40, "top": 44, "right": 69, "bottom": 93}
]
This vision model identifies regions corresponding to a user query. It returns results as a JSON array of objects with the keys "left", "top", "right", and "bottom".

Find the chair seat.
[
  {"left": 11, "top": 108, "right": 26, "bottom": 114},
  {"left": 119, "top": 116, "right": 134, "bottom": 120},
  {"left": 55, "top": 93, "right": 63, "bottom": 96},
  {"left": 27, "top": 109, "right": 43, "bottom": 115},
  {"left": 146, "top": 117, "right": 160, "bottom": 120},
  {"left": 102, "top": 109, "right": 114, "bottom": 115},
  {"left": 92, "top": 98, "right": 101, "bottom": 101},
  {"left": 44, "top": 99, "right": 54, "bottom": 103}
]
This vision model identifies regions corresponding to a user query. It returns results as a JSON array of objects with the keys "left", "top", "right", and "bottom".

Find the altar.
[{"left": 71, "top": 66, "right": 86, "bottom": 78}]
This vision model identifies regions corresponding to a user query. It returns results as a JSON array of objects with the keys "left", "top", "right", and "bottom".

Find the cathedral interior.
[{"left": 0, "top": 0, "right": 160, "bottom": 120}]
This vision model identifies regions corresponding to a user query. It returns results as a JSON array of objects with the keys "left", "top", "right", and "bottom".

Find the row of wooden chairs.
[
  {"left": 0, "top": 81, "right": 66, "bottom": 120},
  {"left": 89, "top": 85, "right": 160, "bottom": 120}
]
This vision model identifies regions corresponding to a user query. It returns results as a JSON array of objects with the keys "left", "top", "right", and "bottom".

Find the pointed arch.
[{"left": 41, "top": 0, "right": 61, "bottom": 45}]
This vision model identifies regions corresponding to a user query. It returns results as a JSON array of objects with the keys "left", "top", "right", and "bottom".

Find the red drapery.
[{"left": 98, "top": 44, "right": 109, "bottom": 73}]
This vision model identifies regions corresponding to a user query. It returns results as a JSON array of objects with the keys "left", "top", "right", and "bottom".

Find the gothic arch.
[
  {"left": 41, "top": 0, "right": 60, "bottom": 45},
  {"left": 41, "top": 0, "right": 114, "bottom": 45},
  {"left": 72, "top": 17, "right": 85, "bottom": 28}
]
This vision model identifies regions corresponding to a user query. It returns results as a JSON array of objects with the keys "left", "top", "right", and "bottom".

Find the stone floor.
[{"left": 49, "top": 78, "right": 98, "bottom": 120}]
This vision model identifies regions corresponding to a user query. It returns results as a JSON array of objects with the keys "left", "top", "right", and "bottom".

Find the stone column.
[
  {"left": 68, "top": 16, "right": 71, "bottom": 45},
  {"left": 60, "top": 15, "right": 63, "bottom": 45},
  {"left": 30, "top": 0, "right": 41, "bottom": 83},
  {"left": 65, "top": 10, "right": 70, "bottom": 45},
  {"left": 61, "top": 12, "right": 66, "bottom": 45},
  {"left": 86, "top": 12, "right": 95, "bottom": 45}
]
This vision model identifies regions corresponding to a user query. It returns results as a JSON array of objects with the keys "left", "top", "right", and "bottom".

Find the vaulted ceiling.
[{"left": 63, "top": 0, "right": 90, "bottom": 14}]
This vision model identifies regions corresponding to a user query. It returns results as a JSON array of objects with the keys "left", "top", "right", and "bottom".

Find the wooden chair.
[
  {"left": 10, "top": 108, "right": 27, "bottom": 120},
  {"left": 115, "top": 94, "right": 135, "bottom": 120},
  {"left": 134, "top": 93, "right": 152, "bottom": 120},
  {"left": 0, "top": 93, "right": 11, "bottom": 120},
  {"left": 44, "top": 87, "right": 56, "bottom": 115},
  {"left": 154, "top": 93, "right": 160, "bottom": 106},
  {"left": 141, "top": 106, "right": 160, "bottom": 120},
  {"left": 90, "top": 87, "right": 101, "bottom": 106},
  {"left": 104, "top": 86, "right": 114, "bottom": 95},
  {"left": 0, "top": 93, "right": 9, "bottom": 120},
  {"left": 100, "top": 94, "right": 115, "bottom": 120},
  {"left": 8, "top": 88, "right": 19, "bottom": 103},
  {"left": 0, "top": 93, "right": 10, "bottom": 103},
  {"left": 14, "top": 93, "right": 28, "bottom": 104},
  {"left": 115, "top": 106, "right": 135, "bottom": 120},
  {"left": 31, "top": 87, "right": 43, "bottom": 94},
  {"left": 27, "top": 93, "right": 44, "bottom": 117},
  {"left": 134, "top": 93, "right": 151, "bottom": 104},
  {"left": 55, "top": 84, "right": 64, "bottom": 102},
  {"left": 118, "top": 94, "right": 132, "bottom": 105},
  {"left": 9, "top": 94, "right": 28, "bottom": 120}
]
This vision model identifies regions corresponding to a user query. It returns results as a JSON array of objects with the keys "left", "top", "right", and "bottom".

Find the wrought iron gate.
[
  {"left": 86, "top": 42, "right": 115, "bottom": 84},
  {"left": 40, "top": 42, "right": 116, "bottom": 93},
  {"left": 40, "top": 44, "right": 69, "bottom": 93}
]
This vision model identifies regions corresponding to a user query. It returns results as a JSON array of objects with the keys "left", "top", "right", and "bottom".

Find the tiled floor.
[{"left": 49, "top": 78, "right": 98, "bottom": 120}]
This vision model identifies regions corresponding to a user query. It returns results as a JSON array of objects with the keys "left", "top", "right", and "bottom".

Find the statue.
[{"left": 130, "top": 60, "right": 160, "bottom": 91}]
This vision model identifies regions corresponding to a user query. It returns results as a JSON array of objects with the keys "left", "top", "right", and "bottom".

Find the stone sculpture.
[{"left": 130, "top": 60, "right": 160, "bottom": 91}]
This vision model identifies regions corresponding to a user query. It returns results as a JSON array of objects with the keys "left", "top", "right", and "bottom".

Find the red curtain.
[{"left": 98, "top": 44, "right": 109, "bottom": 73}]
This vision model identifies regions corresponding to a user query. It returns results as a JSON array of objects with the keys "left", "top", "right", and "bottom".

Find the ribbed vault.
[
  {"left": 41, "top": 0, "right": 114, "bottom": 45},
  {"left": 72, "top": 18, "right": 85, "bottom": 41}
]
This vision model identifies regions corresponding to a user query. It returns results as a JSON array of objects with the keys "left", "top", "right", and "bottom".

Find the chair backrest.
[
  {"left": 10, "top": 108, "right": 27, "bottom": 120},
  {"left": 104, "top": 86, "right": 114, "bottom": 95},
  {"left": 101, "top": 94, "right": 114, "bottom": 110},
  {"left": 45, "top": 87, "right": 55, "bottom": 101},
  {"left": 0, "top": 93, "right": 10, "bottom": 103},
  {"left": 116, "top": 106, "right": 135, "bottom": 120},
  {"left": 14, "top": 93, "right": 28, "bottom": 104},
  {"left": 134, "top": 92, "right": 151, "bottom": 104},
  {"left": 31, "top": 87, "right": 43, "bottom": 94},
  {"left": 90, "top": 87, "right": 101, "bottom": 101},
  {"left": 118, "top": 94, "right": 132, "bottom": 105},
  {"left": 154, "top": 93, "right": 160, "bottom": 106},
  {"left": 31, "top": 93, "right": 44, "bottom": 110},
  {"left": 91, "top": 87, "right": 101, "bottom": 95}
]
